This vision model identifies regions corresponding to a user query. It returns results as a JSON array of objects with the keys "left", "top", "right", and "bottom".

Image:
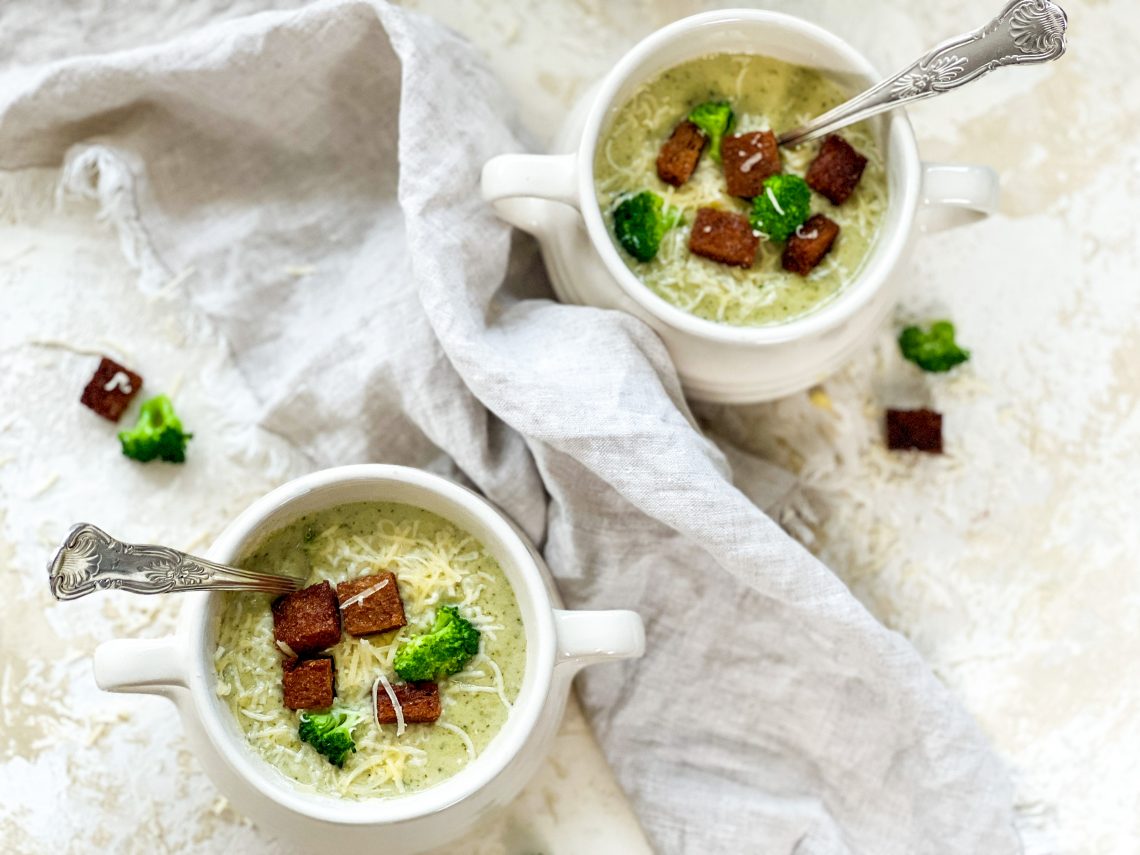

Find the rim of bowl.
[
  {"left": 577, "top": 8, "right": 922, "bottom": 346},
  {"left": 182, "top": 464, "right": 556, "bottom": 825}
]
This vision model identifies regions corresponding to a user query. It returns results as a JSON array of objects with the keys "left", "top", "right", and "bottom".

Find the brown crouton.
[
  {"left": 886, "top": 409, "right": 943, "bottom": 454},
  {"left": 282, "top": 657, "right": 335, "bottom": 710},
  {"left": 805, "top": 135, "right": 868, "bottom": 205},
  {"left": 721, "top": 131, "right": 781, "bottom": 198},
  {"left": 375, "top": 681, "right": 441, "bottom": 724},
  {"left": 337, "top": 572, "right": 406, "bottom": 637},
  {"left": 656, "top": 120, "right": 707, "bottom": 187},
  {"left": 688, "top": 207, "right": 759, "bottom": 268},
  {"left": 80, "top": 357, "right": 143, "bottom": 422},
  {"left": 272, "top": 581, "right": 341, "bottom": 655},
  {"left": 782, "top": 215, "right": 840, "bottom": 275}
]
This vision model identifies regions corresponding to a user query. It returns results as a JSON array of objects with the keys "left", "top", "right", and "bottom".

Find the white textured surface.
[{"left": 0, "top": 1, "right": 1137, "bottom": 854}]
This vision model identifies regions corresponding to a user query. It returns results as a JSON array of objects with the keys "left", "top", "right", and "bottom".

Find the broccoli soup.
[
  {"left": 213, "top": 502, "right": 525, "bottom": 799},
  {"left": 594, "top": 53, "right": 888, "bottom": 327}
]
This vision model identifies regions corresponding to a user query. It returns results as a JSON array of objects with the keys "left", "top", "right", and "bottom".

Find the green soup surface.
[
  {"left": 594, "top": 52, "right": 888, "bottom": 326},
  {"left": 213, "top": 501, "right": 525, "bottom": 799}
]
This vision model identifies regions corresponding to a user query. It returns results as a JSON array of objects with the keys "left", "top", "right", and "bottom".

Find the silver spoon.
[
  {"left": 778, "top": 0, "right": 1068, "bottom": 147},
  {"left": 47, "top": 523, "right": 306, "bottom": 601}
]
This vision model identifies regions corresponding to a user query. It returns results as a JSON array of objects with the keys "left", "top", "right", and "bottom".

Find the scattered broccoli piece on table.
[
  {"left": 117, "top": 394, "right": 192, "bottom": 463},
  {"left": 613, "top": 191, "right": 683, "bottom": 262},
  {"left": 393, "top": 605, "right": 481, "bottom": 682},
  {"left": 749, "top": 174, "right": 812, "bottom": 242},
  {"left": 898, "top": 321, "right": 971, "bottom": 373},
  {"left": 298, "top": 706, "right": 365, "bottom": 767},
  {"left": 688, "top": 100, "right": 735, "bottom": 162}
]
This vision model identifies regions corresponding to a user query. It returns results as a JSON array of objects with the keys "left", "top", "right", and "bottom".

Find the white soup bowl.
[
  {"left": 482, "top": 9, "right": 999, "bottom": 402},
  {"left": 93, "top": 465, "right": 644, "bottom": 853}
]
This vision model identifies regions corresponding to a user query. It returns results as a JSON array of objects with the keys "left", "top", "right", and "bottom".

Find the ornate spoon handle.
[
  {"left": 778, "top": 0, "right": 1068, "bottom": 146},
  {"left": 48, "top": 523, "right": 303, "bottom": 601}
]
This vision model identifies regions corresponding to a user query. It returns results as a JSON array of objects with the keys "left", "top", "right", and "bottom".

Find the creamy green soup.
[
  {"left": 594, "top": 53, "right": 888, "bottom": 326},
  {"left": 213, "top": 501, "right": 525, "bottom": 799}
]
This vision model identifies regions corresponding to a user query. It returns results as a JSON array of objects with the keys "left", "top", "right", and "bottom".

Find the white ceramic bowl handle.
[
  {"left": 919, "top": 162, "right": 1000, "bottom": 232},
  {"left": 554, "top": 609, "right": 645, "bottom": 673},
  {"left": 94, "top": 636, "right": 187, "bottom": 700},
  {"left": 481, "top": 153, "right": 578, "bottom": 237}
]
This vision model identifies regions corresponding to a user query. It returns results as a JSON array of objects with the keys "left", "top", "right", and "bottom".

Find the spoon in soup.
[
  {"left": 47, "top": 522, "right": 308, "bottom": 600},
  {"left": 777, "top": 0, "right": 1068, "bottom": 147}
]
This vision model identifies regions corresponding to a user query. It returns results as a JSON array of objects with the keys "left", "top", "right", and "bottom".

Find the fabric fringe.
[{"left": 57, "top": 144, "right": 171, "bottom": 293}]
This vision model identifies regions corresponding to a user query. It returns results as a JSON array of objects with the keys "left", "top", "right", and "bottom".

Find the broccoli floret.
[
  {"left": 688, "top": 100, "right": 735, "bottom": 162},
  {"left": 117, "top": 395, "right": 192, "bottom": 463},
  {"left": 298, "top": 706, "right": 364, "bottom": 767},
  {"left": 612, "top": 191, "right": 683, "bottom": 262},
  {"left": 393, "top": 605, "right": 480, "bottom": 682},
  {"left": 898, "top": 321, "right": 971, "bottom": 373},
  {"left": 749, "top": 174, "right": 812, "bottom": 242}
]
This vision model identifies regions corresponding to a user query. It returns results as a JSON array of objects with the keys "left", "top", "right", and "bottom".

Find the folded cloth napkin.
[{"left": 0, "top": 2, "right": 1020, "bottom": 852}]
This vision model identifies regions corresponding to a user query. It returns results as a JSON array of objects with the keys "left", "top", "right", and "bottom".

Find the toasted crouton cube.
[
  {"left": 337, "top": 572, "right": 406, "bottom": 637},
  {"left": 375, "top": 681, "right": 441, "bottom": 724},
  {"left": 886, "top": 408, "right": 943, "bottom": 454},
  {"left": 688, "top": 207, "right": 759, "bottom": 268},
  {"left": 805, "top": 135, "right": 868, "bottom": 205},
  {"left": 721, "top": 131, "right": 780, "bottom": 198},
  {"left": 282, "top": 657, "right": 335, "bottom": 710},
  {"left": 656, "top": 120, "right": 707, "bottom": 187},
  {"left": 272, "top": 581, "right": 341, "bottom": 655},
  {"left": 80, "top": 357, "right": 143, "bottom": 422},
  {"left": 782, "top": 215, "right": 840, "bottom": 275}
]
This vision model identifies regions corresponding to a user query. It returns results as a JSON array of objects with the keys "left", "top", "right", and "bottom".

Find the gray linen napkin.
[{"left": 0, "top": 2, "right": 1020, "bottom": 852}]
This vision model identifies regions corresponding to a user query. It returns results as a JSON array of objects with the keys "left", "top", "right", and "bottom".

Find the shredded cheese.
[
  {"left": 30, "top": 473, "right": 60, "bottom": 497},
  {"left": 448, "top": 683, "right": 499, "bottom": 694},
  {"left": 374, "top": 672, "right": 405, "bottom": 737},
  {"left": 438, "top": 722, "right": 475, "bottom": 762},
  {"left": 477, "top": 652, "right": 514, "bottom": 713},
  {"left": 340, "top": 577, "right": 390, "bottom": 611},
  {"left": 102, "top": 371, "right": 134, "bottom": 393},
  {"left": 740, "top": 151, "right": 765, "bottom": 173},
  {"left": 275, "top": 640, "right": 297, "bottom": 658},
  {"left": 765, "top": 185, "right": 785, "bottom": 216},
  {"left": 593, "top": 53, "right": 888, "bottom": 327},
  {"left": 214, "top": 506, "right": 523, "bottom": 801},
  {"left": 240, "top": 708, "right": 276, "bottom": 722}
]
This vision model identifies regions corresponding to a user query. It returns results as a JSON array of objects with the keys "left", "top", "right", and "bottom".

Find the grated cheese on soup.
[
  {"left": 213, "top": 502, "right": 525, "bottom": 800},
  {"left": 595, "top": 53, "right": 889, "bottom": 327}
]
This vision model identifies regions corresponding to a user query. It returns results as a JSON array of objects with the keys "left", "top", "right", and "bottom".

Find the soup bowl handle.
[
  {"left": 481, "top": 153, "right": 578, "bottom": 237},
  {"left": 919, "top": 162, "right": 1000, "bottom": 232},
  {"left": 553, "top": 609, "right": 645, "bottom": 673},
  {"left": 94, "top": 636, "right": 188, "bottom": 701}
]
